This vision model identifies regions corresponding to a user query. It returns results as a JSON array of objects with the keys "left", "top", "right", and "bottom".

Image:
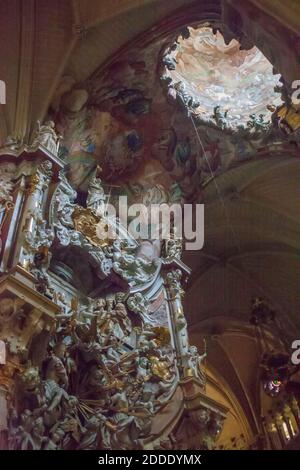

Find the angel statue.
[
  {"left": 183, "top": 343, "right": 207, "bottom": 385},
  {"left": 86, "top": 166, "right": 107, "bottom": 216}
]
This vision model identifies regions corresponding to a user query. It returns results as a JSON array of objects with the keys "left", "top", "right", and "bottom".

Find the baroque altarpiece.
[
  {"left": 0, "top": 131, "right": 227, "bottom": 450},
  {"left": 1, "top": 0, "right": 300, "bottom": 450}
]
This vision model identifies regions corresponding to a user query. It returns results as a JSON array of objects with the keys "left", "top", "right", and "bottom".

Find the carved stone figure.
[
  {"left": 163, "top": 237, "right": 183, "bottom": 259},
  {"left": 86, "top": 169, "right": 106, "bottom": 216},
  {"left": 127, "top": 292, "right": 149, "bottom": 318},
  {"left": 1, "top": 135, "right": 22, "bottom": 151},
  {"left": 17, "top": 409, "right": 44, "bottom": 450},
  {"left": 0, "top": 163, "right": 15, "bottom": 207},
  {"left": 44, "top": 426, "right": 66, "bottom": 450},
  {"left": 113, "top": 249, "right": 159, "bottom": 286},
  {"left": 52, "top": 173, "right": 78, "bottom": 246},
  {"left": 114, "top": 301, "right": 131, "bottom": 338},
  {"left": 0, "top": 298, "right": 23, "bottom": 329},
  {"left": 33, "top": 121, "right": 61, "bottom": 155},
  {"left": 44, "top": 343, "right": 69, "bottom": 388},
  {"left": 23, "top": 215, "right": 54, "bottom": 274},
  {"left": 183, "top": 345, "right": 207, "bottom": 384}
]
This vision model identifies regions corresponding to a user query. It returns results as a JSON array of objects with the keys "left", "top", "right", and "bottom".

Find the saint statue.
[
  {"left": 86, "top": 166, "right": 107, "bottom": 216},
  {"left": 33, "top": 121, "right": 61, "bottom": 156}
]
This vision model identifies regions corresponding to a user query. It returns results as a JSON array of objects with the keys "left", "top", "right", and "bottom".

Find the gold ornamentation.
[
  {"left": 27, "top": 174, "right": 40, "bottom": 194},
  {"left": 72, "top": 206, "right": 112, "bottom": 247},
  {"left": 149, "top": 355, "right": 172, "bottom": 381},
  {"left": 266, "top": 422, "right": 277, "bottom": 433},
  {"left": 152, "top": 326, "right": 171, "bottom": 346},
  {"left": 0, "top": 359, "right": 24, "bottom": 390},
  {"left": 276, "top": 104, "right": 300, "bottom": 133}
]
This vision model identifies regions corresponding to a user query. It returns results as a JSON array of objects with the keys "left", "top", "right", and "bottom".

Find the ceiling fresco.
[
  {"left": 50, "top": 24, "right": 298, "bottom": 208},
  {"left": 166, "top": 26, "right": 282, "bottom": 128}
]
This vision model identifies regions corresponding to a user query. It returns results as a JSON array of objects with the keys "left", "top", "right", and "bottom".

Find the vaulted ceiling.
[{"left": 184, "top": 156, "right": 300, "bottom": 334}]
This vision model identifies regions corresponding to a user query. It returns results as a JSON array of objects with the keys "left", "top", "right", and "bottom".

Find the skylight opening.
[{"left": 164, "top": 26, "right": 282, "bottom": 130}]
